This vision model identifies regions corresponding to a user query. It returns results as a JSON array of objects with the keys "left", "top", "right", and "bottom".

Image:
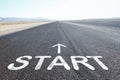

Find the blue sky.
[{"left": 0, "top": 0, "right": 120, "bottom": 20}]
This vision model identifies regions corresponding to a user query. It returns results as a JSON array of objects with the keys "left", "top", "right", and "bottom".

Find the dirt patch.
[{"left": 0, "top": 22, "right": 50, "bottom": 36}]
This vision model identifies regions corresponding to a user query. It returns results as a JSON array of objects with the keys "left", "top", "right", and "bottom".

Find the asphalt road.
[{"left": 0, "top": 21, "right": 120, "bottom": 80}]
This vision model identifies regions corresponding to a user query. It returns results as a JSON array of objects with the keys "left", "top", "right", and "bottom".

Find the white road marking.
[{"left": 52, "top": 43, "right": 66, "bottom": 54}]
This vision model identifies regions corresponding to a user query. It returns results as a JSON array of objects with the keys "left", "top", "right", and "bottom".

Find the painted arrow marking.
[{"left": 52, "top": 43, "right": 66, "bottom": 54}]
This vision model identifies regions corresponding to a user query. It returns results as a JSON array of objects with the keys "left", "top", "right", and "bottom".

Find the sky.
[{"left": 0, "top": 0, "right": 120, "bottom": 20}]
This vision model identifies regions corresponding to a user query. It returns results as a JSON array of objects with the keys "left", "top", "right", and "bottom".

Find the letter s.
[{"left": 8, "top": 56, "right": 32, "bottom": 70}]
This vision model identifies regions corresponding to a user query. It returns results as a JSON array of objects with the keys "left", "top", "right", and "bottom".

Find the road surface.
[{"left": 0, "top": 21, "right": 120, "bottom": 80}]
